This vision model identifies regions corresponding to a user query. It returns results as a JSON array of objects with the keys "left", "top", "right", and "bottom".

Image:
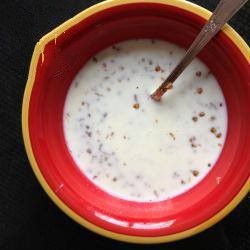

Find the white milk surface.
[{"left": 63, "top": 39, "right": 227, "bottom": 202}]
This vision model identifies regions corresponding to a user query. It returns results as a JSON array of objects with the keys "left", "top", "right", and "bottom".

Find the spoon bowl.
[{"left": 22, "top": 0, "right": 250, "bottom": 244}]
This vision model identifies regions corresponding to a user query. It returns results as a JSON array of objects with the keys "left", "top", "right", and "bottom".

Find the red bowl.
[{"left": 22, "top": 0, "right": 250, "bottom": 244}]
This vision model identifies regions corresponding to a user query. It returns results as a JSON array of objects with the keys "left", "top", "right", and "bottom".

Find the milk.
[{"left": 63, "top": 39, "right": 227, "bottom": 202}]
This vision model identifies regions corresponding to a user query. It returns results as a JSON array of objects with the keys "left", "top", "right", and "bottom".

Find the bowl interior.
[{"left": 28, "top": 2, "right": 250, "bottom": 236}]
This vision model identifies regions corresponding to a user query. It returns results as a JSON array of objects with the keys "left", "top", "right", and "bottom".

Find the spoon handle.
[{"left": 151, "top": 0, "right": 248, "bottom": 101}]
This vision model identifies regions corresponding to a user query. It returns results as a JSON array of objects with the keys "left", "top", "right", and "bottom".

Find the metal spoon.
[{"left": 151, "top": 0, "right": 248, "bottom": 101}]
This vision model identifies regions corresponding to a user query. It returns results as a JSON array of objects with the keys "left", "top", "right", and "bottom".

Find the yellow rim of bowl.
[{"left": 22, "top": 0, "right": 250, "bottom": 244}]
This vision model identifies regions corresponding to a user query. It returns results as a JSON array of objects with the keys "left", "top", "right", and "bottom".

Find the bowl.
[{"left": 22, "top": 0, "right": 250, "bottom": 244}]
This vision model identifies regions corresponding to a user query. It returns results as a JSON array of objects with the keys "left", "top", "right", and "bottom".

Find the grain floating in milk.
[{"left": 63, "top": 39, "right": 227, "bottom": 202}]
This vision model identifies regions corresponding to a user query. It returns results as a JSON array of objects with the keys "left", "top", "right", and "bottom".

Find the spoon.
[{"left": 151, "top": 0, "right": 248, "bottom": 101}]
